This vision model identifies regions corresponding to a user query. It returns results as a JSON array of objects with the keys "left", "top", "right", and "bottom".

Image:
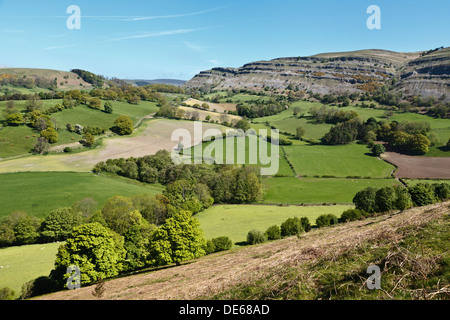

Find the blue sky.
[{"left": 0, "top": 0, "right": 448, "bottom": 80}]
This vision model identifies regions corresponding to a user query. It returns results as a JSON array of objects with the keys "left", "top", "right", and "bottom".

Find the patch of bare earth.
[
  {"left": 184, "top": 98, "right": 237, "bottom": 113},
  {"left": 382, "top": 152, "right": 450, "bottom": 179},
  {"left": 35, "top": 201, "right": 449, "bottom": 300}
]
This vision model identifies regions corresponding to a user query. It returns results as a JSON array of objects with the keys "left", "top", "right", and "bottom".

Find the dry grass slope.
[{"left": 35, "top": 201, "right": 450, "bottom": 300}]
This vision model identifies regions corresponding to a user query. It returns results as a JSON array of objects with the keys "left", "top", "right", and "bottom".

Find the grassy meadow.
[
  {"left": 0, "top": 100, "right": 159, "bottom": 158},
  {"left": 0, "top": 172, "right": 164, "bottom": 218},
  {"left": 0, "top": 241, "right": 61, "bottom": 299},
  {"left": 284, "top": 143, "right": 395, "bottom": 178},
  {"left": 196, "top": 204, "right": 353, "bottom": 244},
  {"left": 262, "top": 177, "right": 402, "bottom": 204}
]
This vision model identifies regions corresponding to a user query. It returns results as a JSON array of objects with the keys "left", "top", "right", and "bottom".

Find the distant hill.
[
  {"left": 124, "top": 79, "right": 186, "bottom": 87},
  {"left": 0, "top": 68, "right": 93, "bottom": 91},
  {"left": 184, "top": 47, "right": 450, "bottom": 101}
]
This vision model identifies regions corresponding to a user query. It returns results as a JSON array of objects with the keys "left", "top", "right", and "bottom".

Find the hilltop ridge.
[{"left": 184, "top": 48, "right": 450, "bottom": 101}]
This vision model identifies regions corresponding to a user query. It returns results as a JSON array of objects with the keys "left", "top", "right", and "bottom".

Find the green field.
[
  {"left": 196, "top": 204, "right": 353, "bottom": 244},
  {"left": 0, "top": 241, "right": 61, "bottom": 299},
  {"left": 0, "top": 172, "right": 164, "bottom": 218},
  {"left": 184, "top": 135, "right": 295, "bottom": 176},
  {"left": 403, "top": 179, "right": 450, "bottom": 186},
  {"left": 0, "top": 100, "right": 159, "bottom": 158},
  {"left": 263, "top": 177, "right": 402, "bottom": 204},
  {"left": 284, "top": 143, "right": 395, "bottom": 178},
  {"left": 251, "top": 100, "right": 450, "bottom": 153}
]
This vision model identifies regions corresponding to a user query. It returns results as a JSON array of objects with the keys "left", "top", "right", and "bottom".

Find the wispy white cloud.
[
  {"left": 43, "top": 44, "right": 76, "bottom": 51},
  {"left": 41, "top": 6, "right": 227, "bottom": 22},
  {"left": 206, "top": 59, "right": 220, "bottom": 65},
  {"left": 46, "top": 33, "right": 68, "bottom": 39},
  {"left": 118, "top": 7, "right": 224, "bottom": 21},
  {"left": 183, "top": 41, "right": 206, "bottom": 52},
  {"left": 106, "top": 29, "right": 198, "bottom": 42},
  {"left": 2, "top": 29, "right": 24, "bottom": 33}
]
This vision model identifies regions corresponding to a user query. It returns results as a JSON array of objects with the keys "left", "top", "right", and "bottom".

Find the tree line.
[
  {"left": 93, "top": 150, "right": 265, "bottom": 206},
  {"left": 319, "top": 114, "right": 433, "bottom": 155},
  {"left": 235, "top": 97, "right": 289, "bottom": 119}
]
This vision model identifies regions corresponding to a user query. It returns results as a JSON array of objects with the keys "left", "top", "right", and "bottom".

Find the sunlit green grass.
[
  {"left": 263, "top": 177, "right": 402, "bottom": 204},
  {"left": 197, "top": 204, "right": 353, "bottom": 244},
  {"left": 0, "top": 172, "right": 164, "bottom": 218},
  {"left": 0, "top": 242, "right": 61, "bottom": 299}
]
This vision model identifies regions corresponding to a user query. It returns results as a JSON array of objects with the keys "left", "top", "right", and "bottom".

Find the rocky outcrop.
[{"left": 184, "top": 48, "right": 450, "bottom": 100}]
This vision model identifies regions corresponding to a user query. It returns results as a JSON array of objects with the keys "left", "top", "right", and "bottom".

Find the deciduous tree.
[{"left": 148, "top": 210, "right": 206, "bottom": 266}]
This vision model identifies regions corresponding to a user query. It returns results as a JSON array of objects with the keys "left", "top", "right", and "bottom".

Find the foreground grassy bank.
[{"left": 32, "top": 201, "right": 449, "bottom": 300}]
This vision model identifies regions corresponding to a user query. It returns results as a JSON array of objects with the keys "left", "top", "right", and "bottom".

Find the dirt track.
[{"left": 382, "top": 152, "right": 450, "bottom": 179}]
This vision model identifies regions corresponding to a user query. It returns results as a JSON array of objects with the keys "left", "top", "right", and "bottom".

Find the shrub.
[
  {"left": 64, "top": 147, "right": 72, "bottom": 153},
  {"left": 315, "top": 214, "right": 338, "bottom": 228},
  {"left": 247, "top": 230, "right": 267, "bottom": 245},
  {"left": 211, "top": 236, "right": 233, "bottom": 252},
  {"left": 6, "top": 113, "right": 23, "bottom": 126},
  {"left": 300, "top": 217, "right": 311, "bottom": 232},
  {"left": 432, "top": 183, "right": 450, "bottom": 201},
  {"left": 205, "top": 240, "right": 216, "bottom": 255},
  {"left": 0, "top": 287, "right": 15, "bottom": 300},
  {"left": 353, "top": 187, "right": 377, "bottom": 213},
  {"left": 408, "top": 183, "right": 436, "bottom": 207},
  {"left": 40, "top": 127, "right": 58, "bottom": 144},
  {"left": 371, "top": 143, "right": 386, "bottom": 156},
  {"left": 395, "top": 187, "right": 413, "bottom": 211},
  {"left": 280, "top": 217, "right": 303, "bottom": 237},
  {"left": 104, "top": 102, "right": 113, "bottom": 114},
  {"left": 375, "top": 186, "right": 396, "bottom": 212},
  {"left": 339, "top": 209, "right": 362, "bottom": 223},
  {"left": 265, "top": 225, "right": 281, "bottom": 240},
  {"left": 113, "top": 115, "right": 134, "bottom": 135}
]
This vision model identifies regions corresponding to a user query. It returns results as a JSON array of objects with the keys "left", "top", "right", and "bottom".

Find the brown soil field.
[
  {"left": 179, "top": 106, "right": 242, "bottom": 123},
  {"left": 382, "top": 152, "right": 450, "bottom": 179},
  {"left": 184, "top": 98, "right": 237, "bottom": 113},
  {"left": 34, "top": 201, "right": 449, "bottom": 300},
  {"left": 0, "top": 119, "right": 228, "bottom": 173}
]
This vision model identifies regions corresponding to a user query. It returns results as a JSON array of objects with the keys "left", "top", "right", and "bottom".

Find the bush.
[
  {"left": 40, "top": 127, "right": 58, "bottom": 144},
  {"left": 408, "top": 183, "right": 436, "bottom": 207},
  {"left": 371, "top": 143, "right": 386, "bottom": 156},
  {"left": 375, "top": 186, "right": 396, "bottom": 212},
  {"left": 280, "top": 217, "right": 303, "bottom": 237},
  {"left": 315, "top": 214, "right": 338, "bottom": 228},
  {"left": 104, "top": 102, "right": 113, "bottom": 114},
  {"left": 300, "top": 217, "right": 311, "bottom": 232},
  {"left": 113, "top": 115, "right": 134, "bottom": 135},
  {"left": 432, "top": 183, "right": 450, "bottom": 201},
  {"left": 247, "top": 230, "right": 267, "bottom": 245},
  {"left": 339, "top": 209, "right": 362, "bottom": 223},
  {"left": 205, "top": 240, "right": 215, "bottom": 255},
  {"left": 64, "top": 147, "right": 72, "bottom": 153},
  {"left": 395, "top": 187, "right": 413, "bottom": 211},
  {"left": 0, "top": 287, "right": 15, "bottom": 300},
  {"left": 265, "top": 225, "right": 281, "bottom": 240},
  {"left": 353, "top": 187, "right": 377, "bottom": 213},
  {"left": 211, "top": 236, "right": 232, "bottom": 252}
]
